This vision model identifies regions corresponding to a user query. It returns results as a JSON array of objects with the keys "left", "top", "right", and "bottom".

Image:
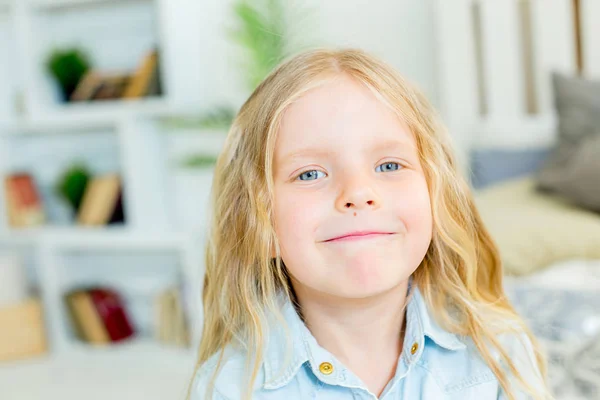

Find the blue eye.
[
  {"left": 297, "top": 170, "right": 326, "bottom": 181},
  {"left": 376, "top": 162, "right": 402, "bottom": 172}
]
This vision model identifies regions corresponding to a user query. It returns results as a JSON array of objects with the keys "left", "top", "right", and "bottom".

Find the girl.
[{"left": 190, "top": 48, "right": 551, "bottom": 400}]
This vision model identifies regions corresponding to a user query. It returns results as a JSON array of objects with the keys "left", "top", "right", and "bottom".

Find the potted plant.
[
  {"left": 46, "top": 48, "right": 91, "bottom": 102},
  {"left": 164, "top": 0, "right": 314, "bottom": 231},
  {"left": 163, "top": 0, "right": 314, "bottom": 133},
  {"left": 54, "top": 163, "right": 91, "bottom": 220}
]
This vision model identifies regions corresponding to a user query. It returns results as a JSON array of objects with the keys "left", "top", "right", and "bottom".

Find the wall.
[{"left": 190, "top": 0, "right": 439, "bottom": 111}]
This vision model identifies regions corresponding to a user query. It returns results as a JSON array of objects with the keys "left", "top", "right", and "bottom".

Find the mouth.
[{"left": 323, "top": 231, "right": 396, "bottom": 243}]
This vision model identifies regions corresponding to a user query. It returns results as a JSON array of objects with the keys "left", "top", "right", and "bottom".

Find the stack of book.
[
  {"left": 65, "top": 287, "right": 135, "bottom": 345},
  {"left": 76, "top": 173, "right": 124, "bottom": 226},
  {"left": 0, "top": 298, "right": 48, "bottom": 361},
  {"left": 154, "top": 287, "right": 190, "bottom": 347},
  {"left": 2, "top": 172, "right": 124, "bottom": 228},
  {"left": 70, "top": 48, "right": 162, "bottom": 102},
  {"left": 3, "top": 173, "right": 45, "bottom": 228}
]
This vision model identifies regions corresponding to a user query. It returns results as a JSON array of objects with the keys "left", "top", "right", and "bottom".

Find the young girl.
[{"left": 189, "top": 48, "right": 551, "bottom": 400}]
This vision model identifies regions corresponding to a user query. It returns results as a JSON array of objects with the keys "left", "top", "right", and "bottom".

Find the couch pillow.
[
  {"left": 549, "top": 132, "right": 600, "bottom": 212},
  {"left": 470, "top": 147, "right": 551, "bottom": 189},
  {"left": 474, "top": 177, "right": 600, "bottom": 276},
  {"left": 536, "top": 73, "right": 600, "bottom": 211}
]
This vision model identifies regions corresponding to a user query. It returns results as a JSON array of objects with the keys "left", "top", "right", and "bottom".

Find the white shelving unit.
[
  {"left": 0, "top": 1, "right": 16, "bottom": 126},
  {"left": 0, "top": 337, "right": 198, "bottom": 400},
  {"left": 0, "top": 0, "right": 217, "bottom": 379}
]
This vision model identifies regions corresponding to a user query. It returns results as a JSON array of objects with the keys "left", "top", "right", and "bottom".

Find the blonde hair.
[{"left": 190, "top": 48, "right": 550, "bottom": 400}]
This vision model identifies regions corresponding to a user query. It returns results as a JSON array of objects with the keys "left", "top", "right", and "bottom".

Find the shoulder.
[
  {"left": 190, "top": 346, "right": 266, "bottom": 400},
  {"left": 437, "top": 330, "right": 547, "bottom": 398},
  {"left": 417, "top": 330, "right": 545, "bottom": 396},
  {"left": 491, "top": 330, "right": 543, "bottom": 375},
  {"left": 493, "top": 331, "right": 548, "bottom": 398}
]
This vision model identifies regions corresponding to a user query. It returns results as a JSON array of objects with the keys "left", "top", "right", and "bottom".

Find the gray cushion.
[
  {"left": 536, "top": 73, "right": 600, "bottom": 212},
  {"left": 547, "top": 133, "right": 600, "bottom": 211},
  {"left": 470, "top": 148, "right": 551, "bottom": 189}
]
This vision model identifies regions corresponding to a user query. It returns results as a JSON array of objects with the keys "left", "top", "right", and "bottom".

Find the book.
[
  {"left": 71, "top": 71, "right": 132, "bottom": 102},
  {"left": 172, "top": 288, "right": 189, "bottom": 347},
  {"left": 107, "top": 190, "right": 125, "bottom": 225},
  {"left": 122, "top": 49, "right": 160, "bottom": 99},
  {"left": 65, "top": 290, "right": 110, "bottom": 345},
  {"left": 145, "top": 59, "right": 162, "bottom": 97},
  {"left": 88, "top": 288, "right": 134, "bottom": 343},
  {"left": 64, "top": 292, "right": 87, "bottom": 341},
  {"left": 70, "top": 71, "right": 104, "bottom": 102},
  {"left": 76, "top": 174, "right": 124, "bottom": 226},
  {"left": 0, "top": 298, "right": 48, "bottom": 361},
  {"left": 65, "top": 288, "right": 135, "bottom": 345},
  {"left": 93, "top": 74, "right": 131, "bottom": 101},
  {"left": 4, "top": 173, "right": 45, "bottom": 228},
  {"left": 154, "top": 287, "right": 190, "bottom": 347},
  {"left": 154, "top": 290, "right": 169, "bottom": 343}
]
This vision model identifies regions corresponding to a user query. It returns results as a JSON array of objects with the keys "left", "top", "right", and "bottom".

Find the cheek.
[
  {"left": 273, "top": 189, "right": 321, "bottom": 254},
  {"left": 393, "top": 177, "right": 433, "bottom": 237}
]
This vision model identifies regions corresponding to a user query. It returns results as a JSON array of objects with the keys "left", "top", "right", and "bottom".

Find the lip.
[{"left": 324, "top": 231, "right": 395, "bottom": 242}]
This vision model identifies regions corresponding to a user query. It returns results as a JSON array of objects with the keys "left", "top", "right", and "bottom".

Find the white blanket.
[{"left": 504, "top": 259, "right": 600, "bottom": 400}]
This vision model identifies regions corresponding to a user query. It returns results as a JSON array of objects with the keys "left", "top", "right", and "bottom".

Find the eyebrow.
[
  {"left": 279, "top": 147, "right": 335, "bottom": 164},
  {"left": 279, "top": 138, "right": 415, "bottom": 164}
]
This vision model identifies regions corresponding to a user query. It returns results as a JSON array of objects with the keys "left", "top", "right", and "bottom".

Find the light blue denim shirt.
[{"left": 192, "top": 286, "right": 545, "bottom": 399}]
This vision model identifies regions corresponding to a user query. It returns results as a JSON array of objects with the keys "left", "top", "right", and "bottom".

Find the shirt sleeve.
[{"left": 496, "top": 332, "right": 550, "bottom": 400}]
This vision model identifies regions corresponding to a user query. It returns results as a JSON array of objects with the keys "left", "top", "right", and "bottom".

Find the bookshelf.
[
  {"left": 0, "top": 240, "right": 39, "bottom": 299},
  {"left": 1, "top": 128, "right": 122, "bottom": 226},
  {"left": 42, "top": 233, "right": 203, "bottom": 352},
  {"left": 26, "top": 0, "right": 163, "bottom": 115},
  {"left": 0, "top": 3, "right": 16, "bottom": 125},
  {"left": 0, "top": 1, "right": 10, "bottom": 13},
  {"left": 0, "top": 230, "right": 206, "bottom": 370},
  {"left": 0, "top": 97, "right": 176, "bottom": 134},
  {"left": 0, "top": 226, "right": 205, "bottom": 352},
  {"left": 0, "top": 337, "right": 196, "bottom": 400},
  {"left": 30, "top": 0, "right": 152, "bottom": 12},
  {"left": 0, "top": 0, "right": 215, "bottom": 370}
]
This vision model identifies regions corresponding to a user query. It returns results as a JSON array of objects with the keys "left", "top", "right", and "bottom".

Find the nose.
[{"left": 335, "top": 172, "right": 381, "bottom": 213}]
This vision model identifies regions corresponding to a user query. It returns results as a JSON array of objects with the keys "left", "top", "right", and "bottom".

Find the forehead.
[{"left": 274, "top": 76, "right": 416, "bottom": 159}]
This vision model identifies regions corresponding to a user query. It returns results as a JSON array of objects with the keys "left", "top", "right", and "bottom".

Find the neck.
[{"left": 293, "top": 280, "right": 410, "bottom": 397}]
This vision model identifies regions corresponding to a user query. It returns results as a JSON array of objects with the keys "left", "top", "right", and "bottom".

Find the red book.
[
  {"left": 88, "top": 288, "right": 135, "bottom": 342},
  {"left": 4, "top": 173, "right": 45, "bottom": 227},
  {"left": 19, "top": 175, "right": 36, "bottom": 207}
]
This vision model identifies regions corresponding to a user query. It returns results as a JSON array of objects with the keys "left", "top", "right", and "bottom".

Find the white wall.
[
  {"left": 310, "top": 0, "right": 438, "bottom": 105},
  {"left": 191, "top": 0, "right": 439, "bottom": 111}
]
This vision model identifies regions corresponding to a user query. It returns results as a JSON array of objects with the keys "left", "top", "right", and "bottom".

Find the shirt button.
[
  {"left": 410, "top": 342, "right": 419, "bottom": 355},
  {"left": 319, "top": 362, "right": 334, "bottom": 375}
]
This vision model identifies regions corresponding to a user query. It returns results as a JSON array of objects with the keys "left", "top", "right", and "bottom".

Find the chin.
[{"left": 331, "top": 276, "right": 406, "bottom": 300}]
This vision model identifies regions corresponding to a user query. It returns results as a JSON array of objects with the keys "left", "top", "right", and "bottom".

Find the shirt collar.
[
  {"left": 262, "top": 285, "right": 466, "bottom": 390},
  {"left": 410, "top": 286, "right": 466, "bottom": 352}
]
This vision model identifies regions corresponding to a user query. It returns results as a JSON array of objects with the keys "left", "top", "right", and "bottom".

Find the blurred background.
[{"left": 0, "top": 0, "right": 598, "bottom": 399}]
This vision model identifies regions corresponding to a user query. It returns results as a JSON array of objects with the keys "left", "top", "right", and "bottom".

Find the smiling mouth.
[{"left": 324, "top": 232, "right": 395, "bottom": 243}]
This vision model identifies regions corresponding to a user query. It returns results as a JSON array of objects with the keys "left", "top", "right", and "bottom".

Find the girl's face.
[{"left": 272, "top": 76, "right": 432, "bottom": 301}]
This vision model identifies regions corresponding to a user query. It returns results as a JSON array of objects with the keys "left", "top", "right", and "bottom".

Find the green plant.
[
  {"left": 180, "top": 154, "right": 219, "bottom": 168},
  {"left": 228, "top": 0, "right": 289, "bottom": 92},
  {"left": 166, "top": 0, "right": 314, "bottom": 167},
  {"left": 46, "top": 48, "right": 91, "bottom": 101},
  {"left": 55, "top": 164, "right": 91, "bottom": 213},
  {"left": 162, "top": 106, "right": 236, "bottom": 131}
]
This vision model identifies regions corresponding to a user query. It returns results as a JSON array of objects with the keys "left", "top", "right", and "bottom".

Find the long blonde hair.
[{"left": 191, "top": 48, "right": 550, "bottom": 400}]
